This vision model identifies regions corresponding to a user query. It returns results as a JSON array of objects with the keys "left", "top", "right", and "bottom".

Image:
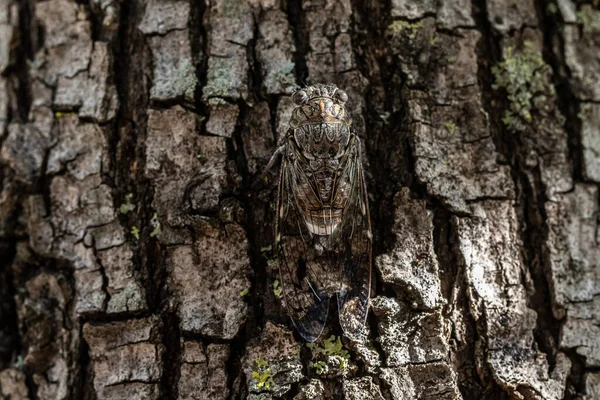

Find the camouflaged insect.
[{"left": 272, "top": 84, "right": 372, "bottom": 342}]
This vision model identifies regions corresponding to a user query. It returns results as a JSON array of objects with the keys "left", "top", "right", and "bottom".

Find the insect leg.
[{"left": 255, "top": 145, "right": 286, "bottom": 185}]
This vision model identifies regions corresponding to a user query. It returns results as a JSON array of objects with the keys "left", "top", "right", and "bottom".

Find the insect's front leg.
[{"left": 255, "top": 144, "right": 286, "bottom": 185}]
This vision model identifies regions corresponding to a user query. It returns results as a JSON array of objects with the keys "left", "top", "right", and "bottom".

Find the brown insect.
[{"left": 268, "top": 84, "right": 372, "bottom": 342}]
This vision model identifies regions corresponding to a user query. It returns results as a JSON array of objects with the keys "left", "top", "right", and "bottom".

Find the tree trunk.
[{"left": 0, "top": 0, "right": 599, "bottom": 399}]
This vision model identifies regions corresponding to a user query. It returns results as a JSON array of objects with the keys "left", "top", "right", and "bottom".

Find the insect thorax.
[{"left": 292, "top": 123, "right": 351, "bottom": 159}]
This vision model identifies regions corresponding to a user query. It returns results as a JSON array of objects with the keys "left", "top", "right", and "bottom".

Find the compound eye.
[
  {"left": 335, "top": 89, "right": 348, "bottom": 104},
  {"left": 292, "top": 90, "right": 309, "bottom": 105}
]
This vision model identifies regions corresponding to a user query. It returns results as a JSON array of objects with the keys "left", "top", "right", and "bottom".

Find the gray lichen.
[{"left": 492, "top": 41, "right": 555, "bottom": 131}]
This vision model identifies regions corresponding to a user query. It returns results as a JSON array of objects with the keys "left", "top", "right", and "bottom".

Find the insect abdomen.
[{"left": 295, "top": 167, "right": 351, "bottom": 236}]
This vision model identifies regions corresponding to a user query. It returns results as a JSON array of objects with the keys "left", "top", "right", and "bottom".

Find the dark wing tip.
[{"left": 291, "top": 297, "right": 330, "bottom": 342}]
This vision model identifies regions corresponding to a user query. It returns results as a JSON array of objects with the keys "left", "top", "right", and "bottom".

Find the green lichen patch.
[
  {"left": 379, "top": 112, "right": 391, "bottom": 122},
  {"left": 27, "top": 54, "right": 46, "bottom": 70},
  {"left": 251, "top": 357, "right": 275, "bottom": 390},
  {"left": 272, "top": 280, "right": 282, "bottom": 297},
  {"left": 429, "top": 33, "right": 440, "bottom": 46},
  {"left": 54, "top": 111, "right": 77, "bottom": 119},
  {"left": 149, "top": 212, "right": 161, "bottom": 238},
  {"left": 131, "top": 226, "right": 140, "bottom": 240},
  {"left": 387, "top": 20, "right": 423, "bottom": 40},
  {"left": 119, "top": 193, "right": 136, "bottom": 214},
  {"left": 577, "top": 5, "right": 600, "bottom": 34},
  {"left": 492, "top": 41, "right": 555, "bottom": 132},
  {"left": 306, "top": 335, "right": 351, "bottom": 375},
  {"left": 442, "top": 122, "right": 458, "bottom": 136},
  {"left": 311, "top": 360, "right": 328, "bottom": 375},
  {"left": 13, "top": 355, "right": 24, "bottom": 370}
]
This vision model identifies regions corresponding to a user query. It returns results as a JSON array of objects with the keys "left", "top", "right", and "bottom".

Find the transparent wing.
[
  {"left": 275, "top": 136, "right": 371, "bottom": 342},
  {"left": 275, "top": 152, "right": 331, "bottom": 342},
  {"left": 336, "top": 138, "right": 372, "bottom": 341}
]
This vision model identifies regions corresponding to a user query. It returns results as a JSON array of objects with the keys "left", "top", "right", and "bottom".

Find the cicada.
[{"left": 271, "top": 84, "right": 372, "bottom": 342}]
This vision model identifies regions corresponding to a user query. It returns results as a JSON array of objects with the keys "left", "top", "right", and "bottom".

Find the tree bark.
[{"left": 0, "top": 0, "right": 599, "bottom": 399}]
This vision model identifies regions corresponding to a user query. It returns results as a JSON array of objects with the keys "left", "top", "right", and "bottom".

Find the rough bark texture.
[{"left": 0, "top": 0, "right": 599, "bottom": 399}]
